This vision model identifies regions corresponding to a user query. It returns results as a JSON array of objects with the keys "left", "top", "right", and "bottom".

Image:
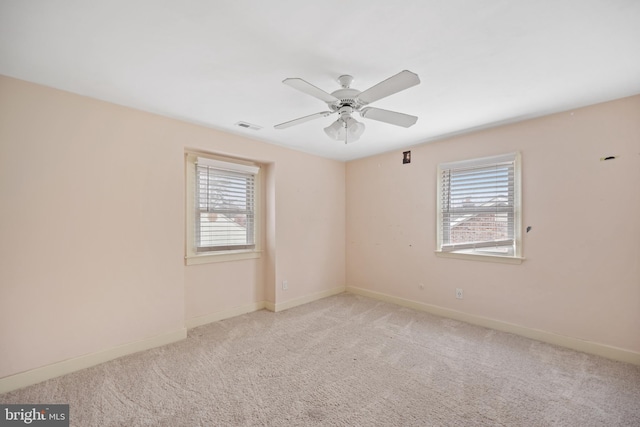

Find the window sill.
[
  {"left": 185, "top": 250, "right": 262, "bottom": 265},
  {"left": 435, "top": 250, "right": 524, "bottom": 265}
]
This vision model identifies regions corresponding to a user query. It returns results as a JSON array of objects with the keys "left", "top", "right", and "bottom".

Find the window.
[
  {"left": 436, "top": 152, "right": 522, "bottom": 263},
  {"left": 185, "top": 153, "right": 261, "bottom": 265}
]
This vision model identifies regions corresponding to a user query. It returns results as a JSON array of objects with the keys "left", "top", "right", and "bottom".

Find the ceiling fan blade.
[
  {"left": 357, "top": 70, "right": 420, "bottom": 105},
  {"left": 360, "top": 107, "right": 418, "bottom": 128},
  {"left": 274, "top": 111, "right": 335, "bottom": 129},
  {"left": 282, "top": 78, "right": 340, "bottom": 104}
]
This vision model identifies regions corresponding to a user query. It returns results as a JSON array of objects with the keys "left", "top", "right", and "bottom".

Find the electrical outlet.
[
  {"left": 456, "top": 288, "right": 463, "bottom": 299},
  {"left": 282, "top": 280, "right": 288, "bottom": 291}
]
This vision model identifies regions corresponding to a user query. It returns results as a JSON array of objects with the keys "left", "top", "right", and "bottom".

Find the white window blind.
[
  {"left": 195, "top": 157, "right": 258, "bottom": 252},
  {"left": 438, "top": 153, "right": 519, "bottom": 257}
]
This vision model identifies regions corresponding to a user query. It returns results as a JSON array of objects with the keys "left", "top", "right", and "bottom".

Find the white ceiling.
[{"left": 1, "top": 1, "right": 639, "bottom": 161}]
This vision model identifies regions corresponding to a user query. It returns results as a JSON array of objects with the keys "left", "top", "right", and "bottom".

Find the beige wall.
[
  {"left": 0, "top": 76, "right": 346, "bottom": 380},
  {"left": 1, "top": 73, "right": 637, "bottom": 383},
  {"left": 346, "top": 95, "right": 640, "bottom": 353}
]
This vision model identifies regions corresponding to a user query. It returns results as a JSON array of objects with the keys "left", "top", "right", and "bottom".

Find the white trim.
[
  {"left": 346, "top": 286, "right": 640, "bottom": 366},
  {"left": 0, "top": 288, "right": 347, "bottom": 394},
  {"left": 0, "top": 328, "right": 187, "bottom": 394},
  {"left": 185, "top": 287, "right": 347, "bottom": 327},
  {"left": 268, "top": 286, "right": 346, "bottom": 312},
  {"left": 439, "top": 152, "right": 517, "bottom": 170},
  {"left": 196, "top": 156, "right": 259, "bottom": 175},
  {"left": 513, "top": 151, "right": 523, "bottom": 258},
  {"left": 435, "top": 250, "right": 524, "bottom": 264},
  {"left": 436, "top": 151, "right": 522, "bottom": 262},
  {"left": 185, "top": 151, "right": 263, "bottom": 265},
  {"left": 186, "top": 301, "right": 266, "bottom": 329},
  {"left": 185, "top": 250, "right": 261, "bottom": 265}
]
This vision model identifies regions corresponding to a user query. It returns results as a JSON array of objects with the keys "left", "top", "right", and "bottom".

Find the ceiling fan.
[{"left": 274, "top": 70, "right": 420, "bottom": 143}]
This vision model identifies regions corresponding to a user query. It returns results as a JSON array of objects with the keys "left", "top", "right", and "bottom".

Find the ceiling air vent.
[{"left": 235, "top": 121, "right": 262, "bottom": 131}]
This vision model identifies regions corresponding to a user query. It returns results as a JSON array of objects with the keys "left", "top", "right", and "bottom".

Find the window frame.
[
  {"left": 436, "top": 152, "right": 523, "bottom": 264},
  {"left": 185, "top": 152, "right": 262, "bottom": 265}
]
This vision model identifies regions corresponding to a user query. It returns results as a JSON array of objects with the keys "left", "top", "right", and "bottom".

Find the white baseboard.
[
  {"left": 186, "top": 301, "right": 266, "bottom": 329},
  {"left": 346, "top": 286, "right": 640, "bottom": 366},
  {"left": 15, "top": 285, "right": 624, "bottom": 394},
  {"left": 186, "top": 287, "right": 346, "bottom": 317},
  {"left": 0, "top": 328, "right": 187, "bottom": 394},
  {"left": 269, "top": 286, "right": 346, "bottom": 312},
  {"left": 185, "top": 287, "right": 346, "bottom": 321},
  {"left": 0, "top": 289, "right": 347, "bottom": 394}
]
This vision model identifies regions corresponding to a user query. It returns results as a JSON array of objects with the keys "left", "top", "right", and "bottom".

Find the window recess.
[
  {"left": 437, "top": 152, "right": 522, "bottom": 262},
  {"left": 186, "top": 153, "right": 261, "bottom": 265}
]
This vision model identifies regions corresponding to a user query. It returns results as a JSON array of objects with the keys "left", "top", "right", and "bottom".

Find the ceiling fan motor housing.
[
  {"left": 338, "top": 106, "right": 354, "bottom": 117},
  {"left": 329, "top": 88, "right": 362, "bottom": 111},
  {"left": 337, "top": 74, "right": 354, "bottom": 88}
]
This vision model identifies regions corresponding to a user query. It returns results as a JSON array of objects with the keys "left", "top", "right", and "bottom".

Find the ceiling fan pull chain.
[{"left": 344, "top": 120, "right": 348, "bottom": 145}]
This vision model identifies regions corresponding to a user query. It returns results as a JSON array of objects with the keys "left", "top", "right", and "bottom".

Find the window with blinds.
[
  {"left": 437, "top": 153, "right": 521, "bottom": 258},
  {"left": 194, "top": 156, "right": 258, "bottom": 252}
]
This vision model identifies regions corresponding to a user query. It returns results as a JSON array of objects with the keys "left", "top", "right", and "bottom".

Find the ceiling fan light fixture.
[
  {"left": 324, "top": 116, "right": 365, "bottom": 143},
  {"left": 343, "top": 117, "right": 365, "bottom": 143},
  {"left": 324, "top": 120, "right": 345, "bottom": 140}
]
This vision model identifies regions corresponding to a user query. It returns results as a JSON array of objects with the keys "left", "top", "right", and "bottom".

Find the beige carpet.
[{"left": 2, "top": 293, "right": 639, "bottom": 426}]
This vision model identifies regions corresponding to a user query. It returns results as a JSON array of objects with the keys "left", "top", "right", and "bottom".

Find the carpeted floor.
[{"left": 2, "top": 293, "right": 639, "bottom": 426}]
